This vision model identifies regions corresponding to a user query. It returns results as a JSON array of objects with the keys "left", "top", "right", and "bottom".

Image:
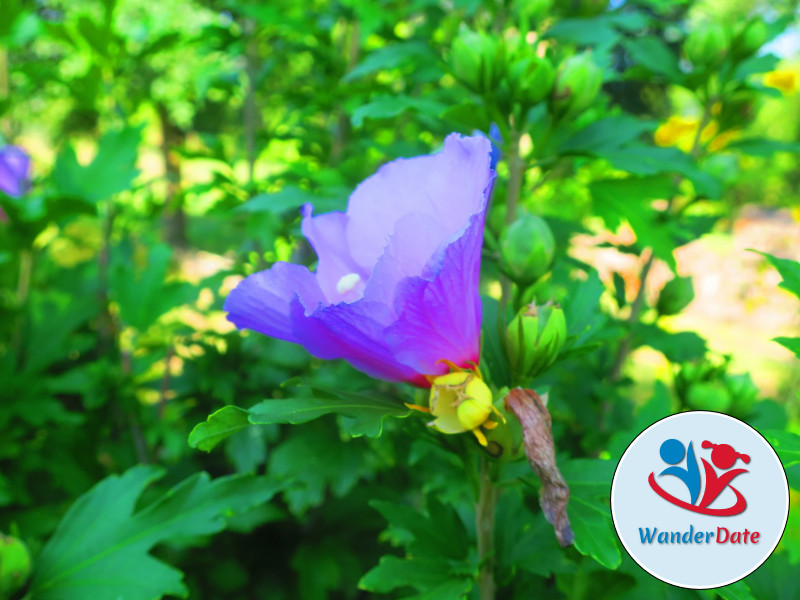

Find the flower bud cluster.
[
  {"left": 505, "top": 302, "right": 567, "bottom": 381},
  {"left": 675, "top": 360, "right": 760, "bottom": 414},
  {"left": 449, "top": 28, "right": 602, "bottom": 118}
]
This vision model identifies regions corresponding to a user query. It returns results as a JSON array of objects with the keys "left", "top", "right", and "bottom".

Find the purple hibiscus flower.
[
  {"left": 0, "top": 145, "right": 31, "bottom": 197},
  {"left": 225, "top": 134, "right": 495, "bottom": 386}
]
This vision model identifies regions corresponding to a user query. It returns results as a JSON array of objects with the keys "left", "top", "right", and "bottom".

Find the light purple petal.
[
  {"left": 224, "top": 262, "right": 325, "bottom": 343},
  {"left": 385, "top": 211, "right": 485, "bottom": 375},
  {"left": 295, "top": 301, "right": 424, "bottom": 383},
  {"left": 344, "top": 134, "right": 493, "bottom": 273},
  {"left": 300, "top": 205, "right": 368, "bottom": 303},
  {"left": 0, "top": 146, "right": 31, "bottom": 197},
  {"left": 362, "top": 211, "right": 444, "bottom": 306}
]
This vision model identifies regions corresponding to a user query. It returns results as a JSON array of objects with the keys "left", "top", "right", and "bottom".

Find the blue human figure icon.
[{"left": 658, "top": 439, "right": 701, "bottom": 505}]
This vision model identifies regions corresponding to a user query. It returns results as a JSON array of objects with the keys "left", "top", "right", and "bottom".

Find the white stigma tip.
[{"left": 336, "top": 273, "right": 362, "bottom": 295}]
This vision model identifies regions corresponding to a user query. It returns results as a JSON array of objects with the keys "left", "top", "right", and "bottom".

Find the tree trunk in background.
[
  {"left": 331, "top": 20, "right": 359, "bottom": 164},
  {"left": 158, "top": 103, "right": 187, "bottom": 248},
  {"left": 244, "top": 18, "right": 260, "bottom": 187}
]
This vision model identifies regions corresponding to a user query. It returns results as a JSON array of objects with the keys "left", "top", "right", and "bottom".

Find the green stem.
[
  {"left": 609, "top": 249, "right": 654, "bottom": 381},
  {"left": 690, "top": 100, "right": 714, "bottom": 159},
  {"left": 476, "top": 456, "right": 498, "bottom": 600},
  {"left": 243, "top": 18, "right": 259, "bottom": 186},
  {"left": 500, "top": 127, "right": 524, "bottom": 326},
  {"left": 504, "top": 129, "right": 524, "bottom": 227},
  {"left": 11, "top": 249, "right": 32, "bottom": 357}
]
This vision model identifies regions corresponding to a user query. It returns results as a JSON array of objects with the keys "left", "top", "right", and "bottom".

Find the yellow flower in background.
[
  {"left": 654, "top": 116, "right": 698, "bottom": 148},
  {"left": 654, "top": 115, "right": 736, "bottom": 153},
  {"left": 709, "top": 128, "right": 740, "bottom": 152},
  {"left": 764, "top": 70, "right": 798, "bottom": 94}
]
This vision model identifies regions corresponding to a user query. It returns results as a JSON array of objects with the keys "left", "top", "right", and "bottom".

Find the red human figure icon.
[{"left": 698, "top": 441, "right": 750, "bottom": 511}]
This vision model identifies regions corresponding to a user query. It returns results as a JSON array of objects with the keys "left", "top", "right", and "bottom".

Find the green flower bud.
[
  {"left": 499, "top": 212, "right": 556, "bottom": 285},
  {"left": 724, "top": 373, "right": 759, "bottom": 412},
  {"left": 0, "top": 534, "right": 32, "bottom": 597},
  {"left": 684, "top": 23, "right": 730, "bottom": 68},
  {"left": 656, "top": 275, "right": 695, "bottom": 316},
  {"left": 687, "top": 381, "right": 732, "bottom": 412},
  {"left": 507, "top": 54, "right": 555, "bottom": 108},
  {"left": 450, "top": 28, "right": 506, "bottom": 93},
  {"left": 505, "top": 302, "right": 567, "bottom": 380},
  {"left": 552, "top": 54, "right": 603, "bottom": 116},
  {"left": 737, "top": 18, "right": 768, "bottom": 57}
]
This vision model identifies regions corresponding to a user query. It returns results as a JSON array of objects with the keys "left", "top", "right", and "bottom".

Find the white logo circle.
[{"left": 610, "top": 411, "right": 789, "bottom": 588}]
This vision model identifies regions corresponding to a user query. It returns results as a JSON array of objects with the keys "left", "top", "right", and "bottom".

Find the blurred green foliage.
[{"left": 2, "top": 0, "right": 800, "bottom": 598}]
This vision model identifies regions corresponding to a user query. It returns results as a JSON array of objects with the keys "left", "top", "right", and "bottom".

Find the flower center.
[
  {"left": 419, "top": 370, "right": 503, "bottom": 446},
  {"left": 336, "top": 273, "right": 362, "bottom": 295}
]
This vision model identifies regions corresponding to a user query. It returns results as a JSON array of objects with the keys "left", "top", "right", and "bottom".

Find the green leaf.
[
  {"left": 747, "top": 400, "right": 788, "bottom": 431},
  {"left": 401, "top": 578, "right": 473, "bottom": 600},
  {"left": 590, "top": 177, "right": 678, "bottom": 269},
  {"left": 52, "top": 126, "right": 141, "bottom": 204},
  {"left": 744, "top": 553, "right": 800, "bottom": 600},
  {"left": 29, "top": 466, "right": 281, "bottom": 600},
  {"left": 562, "top": 459, "right": 621, "bottom": 569},
  {"left": 268, "top": 421, "right": 375, "bottom": 515},
  {"left": 608, "top": 381, "right": 672, "bottom": 460},
  {"left": 598, "top": 146, "right": 721, "bottom": 198},
  {"left": 715, "top": 580, "right": 757, "bottom": 600},
  {"left": 560, "top": 115, "right": 656, "bottom": 155},
  {"left": 359, "top": 556, "right": 471, "bottom": 595},
  {"left": 545, "top": 17, "right": 619, "bottom": 48},
  {"left": 495, "top": 489, "right": 573, "bottom": 581},
  {"left": 110, "top": 243, "right": 197, "bottom": 331},
  {"left": 249, "top": 390, "right": 410, "bottom": 438},
  {"left": 732, "top": 54, "right": 780, "bottom": 81},
  {"left": 623, "top": 37, "right": 682, "bottom": 82},
  {"left": 726, "top": 138, "right": 800, "bottom": 157},
  {"left": 563, "top": 269, "right": 606, "bottom": 347},
  {"left": 480, "top": 295, "right": 513, "bottom": 388},
  {"left": 351, "top": 95, "right": 446, "bottom": 127},
  {"left": 188, "top": 405, "right": 251, "bottom": 452},
  {"left": 762, "top": 430, "right": 800, "bottom": 468},
  {"left": 234, "top": 185, "right": 346, "bottom": 215},
  {"left": 344, "top": 42, "right": 438, "bottom": 82},
  {"left": 440, "top": 101, "right": 491, "bottom": 132},
  {"left": 633, "top": 323, "right": 707, "bottom": 363},
  {"left": 754, "top": 251, "right": 800, "bottom": 300},
  {"left": 75, "top": 15, "right": 114, "bottom": 58},
  {"left": 370, "top": 498, "right": 469, "bottom": 560},
  {"left": 24, "top": 300, "right": 96, "bottom": 374},
  {"left": 775, "top": 337, "right": 800, "bottom": 359}
]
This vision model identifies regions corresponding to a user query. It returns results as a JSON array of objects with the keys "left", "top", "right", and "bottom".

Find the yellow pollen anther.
[{"left": 336, "top": 273, "right": 361, "bottom": 295}]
